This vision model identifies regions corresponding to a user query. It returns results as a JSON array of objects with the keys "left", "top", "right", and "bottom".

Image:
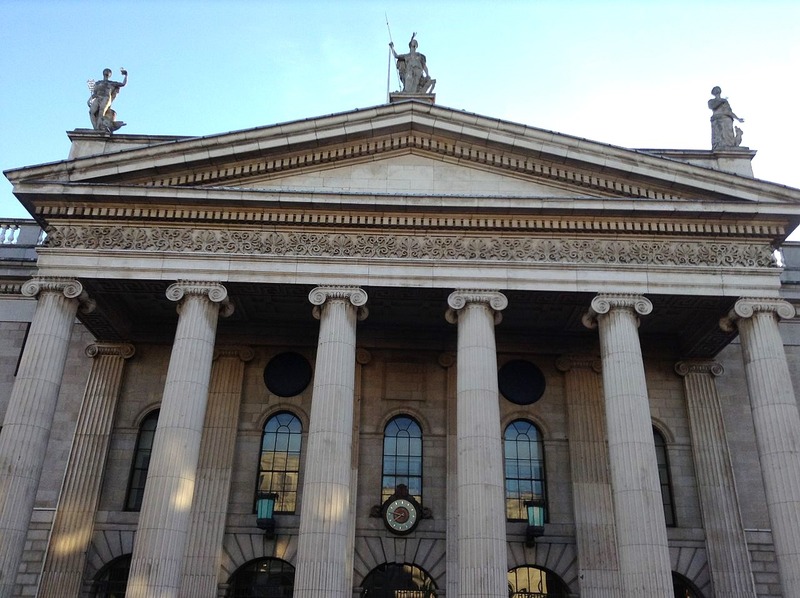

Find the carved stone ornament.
[
  {"left": 21, "top": 276, "right": 96, "bottom": 314},
  {"left": 445, "top": 290, "right": 508, "bottom": 325},
  {"left": 582, "top": 294, "right": 653, "bottom": 330},
  {"left": 308, "top": 286, "right": 369, "bottom": 321},
  {"left": 674, "top": 360, "right": 724, "bottom": 378},
  {"left": 165, "top": 281, "right": 234, "bottom": 317},
  {"left": 719, "top": 297, "right": 797, "bottom": 332},
  {"left": 214, "top": 346, "right": 255, "bottom": 362},
  {"left": 555, "top": 355, "right": 602, "bottom": 374},
  {"left": 85, "top": 342, "right": 136, "bottom": 360},
  {"left": 45, "top": 225, "right": 776, "bottom": 269}
]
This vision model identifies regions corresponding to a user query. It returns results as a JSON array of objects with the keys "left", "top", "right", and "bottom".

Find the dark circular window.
[
  {"left": 498, "top": 360, "right": 546, "bottom": 405},
  {"left": 264, "top": 352, "right": 312, "bottom": 397}
]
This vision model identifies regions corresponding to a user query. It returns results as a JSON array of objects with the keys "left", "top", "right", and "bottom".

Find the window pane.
[
  {"left": 503, "top": 419, "right": 546, "bottom": 521},
  {"left": 125, "top": 410, "right": 160, "bottom": 512},
  {"left": 382, "top": 415, "right": 423, "bottom": 503},
  {"left": 257, "top": 412, "right": 303, "bottom": 514}
]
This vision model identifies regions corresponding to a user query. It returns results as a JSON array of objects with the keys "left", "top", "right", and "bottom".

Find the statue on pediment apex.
[
  {"left": 390, "top": 33, "right": 436, "bottom": 94},
  {"left": 708, "top": 86, "right": 744, "bottom": 150},
  {"left": 87, "top": 68, "right": 128, "bottom": 133}
]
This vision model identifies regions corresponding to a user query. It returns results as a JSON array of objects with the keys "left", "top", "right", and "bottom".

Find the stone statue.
[
  {"left": 389, "top": 33, "right": 436, "bottom": 94},
  {"left": 708, "top": 86, "right": 744, "bottom": 150},
  {"left": 87, "top": 68, "right": 128, "bottom": 133}
]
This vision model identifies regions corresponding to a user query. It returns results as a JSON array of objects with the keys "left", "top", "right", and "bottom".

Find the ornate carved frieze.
[{"left": 44, "top": 225, "right": 775, "bottom": 269}]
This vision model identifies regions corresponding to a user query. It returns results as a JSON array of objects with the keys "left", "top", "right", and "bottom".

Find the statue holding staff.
[{"left": 389, "top": 33, "right": 435, "bottom": 94}]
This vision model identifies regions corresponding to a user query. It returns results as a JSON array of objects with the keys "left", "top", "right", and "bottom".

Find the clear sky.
[{"left": 2, "top": 0, "right": 799, "bottom": 236}]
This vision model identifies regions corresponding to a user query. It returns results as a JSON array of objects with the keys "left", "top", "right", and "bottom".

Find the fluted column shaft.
[
  {"left": 0, "top": 277, "right": 89, "bottom": 597},
  {"left": 294, "top": 286, "right": 367, "bottom": 598},
  {"left": 179, "top": 347, "right": 253, "bottom": 597},
  {"left": 446, "top": 290, "right": 508, "bottom": 598},
  {"left": 676, "top": 360, "right": 756, "bottom": 597},
  {"left": 721, "top": 298, "right": 800, "bottom": 597},
  {"left": 127, "top": 282, "right": 232, "bottom": 598},
  {"left": 557, "top": 356, "right": 621, "bottom": 598},
  {"left": 583, "top": 294, "right": 672, "bottom": 597},
  {"left": 39, "top": 342, "right": 136, "bottom": 598}
]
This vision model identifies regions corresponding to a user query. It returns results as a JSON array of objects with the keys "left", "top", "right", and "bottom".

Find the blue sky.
[{"left": 2, "top": 1, "right": 799, "bottom": 235}]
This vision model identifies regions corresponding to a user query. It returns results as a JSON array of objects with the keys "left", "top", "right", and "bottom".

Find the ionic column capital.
[
  {"left": 674, "top": 360, "right": 724, "bottom": 378},
  {"left": 555, "top": 355, "right": 602, "bottom": 373},
  {"left": 719, "top": 297, "right": 796, "bottom": 332},
  {"left": 582, "top": 293, "right": 652, "bottom": 329},
  {"left": 445, "top": 289, "right": 507, "bottom": 324},
  {"left": 308, "top": 286, "right": 368, "bottom": 321},
  {"left": 22, "top": 276, "right": 95, "bottom": 313},
  {"left": 166, "top": 281, "right": 233, "bottom": 317},
  {"left": 213, "top": 346, "right": 255, "bottom": 362},
  {"left": 85, "top": 342, "right": 135, "bottom": 360}
]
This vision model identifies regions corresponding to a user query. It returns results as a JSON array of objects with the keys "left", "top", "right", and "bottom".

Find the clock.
[{"left": 384, "top": 498, "right": 419, "bottom": 534}]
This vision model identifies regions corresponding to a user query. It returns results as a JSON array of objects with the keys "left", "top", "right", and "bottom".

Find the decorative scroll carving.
[
  {"left": 720, "top": 297, "right": 797, "bottom": 332},
  {"left": 213, "top": 346, "right": 255, "bottom": 362},
  {"left": 21, "top": 276, "right": 95, "bottom": 313},
  {"left": 674, "top": 360, "right": 724, "bottom": 378},
  {"left": 44, "top": 225, "right": 776, "bottom": 269},
  {"left": 356, "top": 348, "right": 372, "bottom": 365},
  {"left": 582, "top": 294, "right": 653, "bottom": 329},
  {"left": 555, "top": 355, "right": 602, "bottom": 373},
  {"left": 85, "top": 342, "right": 135, "bottom": 360},
  {"left": 308, "top": 286, "right": 368, "bottom": 321},
  {"left": 445, "top": 290, "right": 507, "bottom": 325},
  {"left": 165, "top": 281, "right": 234, "bottom": 317}
]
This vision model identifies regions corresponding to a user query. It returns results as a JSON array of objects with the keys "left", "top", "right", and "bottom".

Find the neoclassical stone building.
[{"left": 2, "top": 100, "right": 800, "bottom": 598}]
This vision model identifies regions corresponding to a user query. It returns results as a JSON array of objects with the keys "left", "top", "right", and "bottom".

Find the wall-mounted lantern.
[
  {"left": 256, "top": 492, "right": 278, "bottom": 538},
  {"left": 524, "top": 498, "right": 546, "bottom": 547}
]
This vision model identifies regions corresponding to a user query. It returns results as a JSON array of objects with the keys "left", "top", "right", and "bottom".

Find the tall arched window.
[
  {"left": 257, "top": 412, "right": 303, "bottom": 513},
  {"left": 507, "top": 565, "right": 569, "bottom": 597},
  {"left": 504, "top": 419, "right": 546, "bottom": 521},
  {"left": 382, "top": 415, "right": 423, "bottom": 503},
  {"left": 125, "top": 410, "right": 159, "bottom": 511},
  {"left": 226, "top": 557, "right": 295, "bottom": 598},
  {"left": 92, "top": 553, "right": 131, "bottom": 597},
  {"left": 654, "top": 427, "right": 675, "bottom": 526}
]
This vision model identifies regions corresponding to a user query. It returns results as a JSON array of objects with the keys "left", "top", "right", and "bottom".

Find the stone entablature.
[{"left": 43, "top": 224, "right": 776, "bottom": 269}]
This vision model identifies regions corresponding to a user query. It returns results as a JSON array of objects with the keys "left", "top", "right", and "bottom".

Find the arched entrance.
[
  {"left": 672, "top": 571, "right": 704, "bottom": 598},
  {"left": 92, "top": 554, "right": 131, "bottom": 597},
  {"left": 226, "top": 557, "right": 295, "bottom": 598},
  {"left": 360, "top": 563, "right": 437, "bottom": 597},
  {"left": 507, "top": 565, "right": 570, "bottom": 597}
]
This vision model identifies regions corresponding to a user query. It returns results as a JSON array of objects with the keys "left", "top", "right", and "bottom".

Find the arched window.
[
  {"left": 504, "top": 420, "right": 546, "bottom": 521},
  {"left": 507, "top": 565, "right": 569, "bottom": 597},
  {"left": 361, "top": 563, "right": 437, "bottom": 597},
  {"left": 672, "top": 571, "right": 704, "bottom": 598},
  {"left": 382, "top": 415, "right": 423, "bottom": 503},
  {"left": 92, "top": 553, "right": 131, "bottom": 597},
  {"left": 654, "top": 427, "right": 675, "bottom": 526},
  {"left": 226, "top": 557, "right": 295, "bottom": 598},
  {"left": 125, "top": 410, "right": 159, "bottom": 511},
  {"left": 257, "top": 412, "right": 303, "bottom": 513}
]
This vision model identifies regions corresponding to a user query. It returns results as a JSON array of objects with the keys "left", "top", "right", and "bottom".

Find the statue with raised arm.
[
  {"left": 389, "top": 33, "right": 436, "bottom": 94},
  {"left": 708, "top": 86, "right": 744, "bottom": 150},
  {"left": 87, "top": 68, "right": 128, "bottom": 133}
]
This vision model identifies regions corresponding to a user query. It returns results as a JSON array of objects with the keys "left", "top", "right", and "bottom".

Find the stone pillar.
[
  {"left": 294, "top": 286, "right": 367, "bottom": 598},
  {"left": 0, "top": 277, "right": 92, "bottom": 597},
  {"left": 439, "top": 352, "right": 459, "bottom": 598},
  {"left": 720, "top": 298, "right": 800, "bottom": 597},
  {"left": 179, "top": 346, "right": 253, "bottom": 597},
  {"left": 582, "top": 294, "right": 672, "bottom": 597},
  {"left": 39, "top": 342, "right": 135, "bottom": 598},
  {"left": 556, "top": 356, "right": 622, "bottom": 598},
  {"left": 675, "top": 360, "right": 756, "bottom": 597},
  {"left": 445, "top": 290, "right": 508, "bottom": 598},
  {"left": 127, "top": 282, "right": 232, "bottom": 598}
]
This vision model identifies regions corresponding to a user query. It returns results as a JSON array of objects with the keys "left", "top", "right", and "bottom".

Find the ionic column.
[
  {"left": 720, "top": 298, "right": 800, "bottom": 597},
  {"left": 446, "top": 290, "right": 508, "bottom": 598},
  {"left": 675, "top": 360, "right": 756, "bottom": 597},
  {"left": 39, "top": 342, "right": 136, "bottom": 598},
  {"left": 294, "top": 286, "right": 367, "bottom": 598},
  {"left": 127, "top": 282, "right": 233, "bottom": 598},
  {"left": 556, "top": 356, "right": 622, "bottom": 598},
  {"left": 582, "top": 294, "right": 672, "bottom": 597},
  {"left": 0, "top": 277, "right": 92, "bottom": 597},
  {"left": 180, "top": 346, "right": 253, "bottom": 597}
]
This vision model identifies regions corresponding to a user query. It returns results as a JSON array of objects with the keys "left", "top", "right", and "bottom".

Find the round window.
[
  {"left": 263, "top": 352, "right": 312, "bottom": 397},
  {"left": 498, "top": 360, "right": 546, "bottom": 405}
]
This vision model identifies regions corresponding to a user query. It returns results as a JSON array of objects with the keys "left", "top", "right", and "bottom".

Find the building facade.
[{"left": 2, "top": 101, "right": 800, "bottom": 597}]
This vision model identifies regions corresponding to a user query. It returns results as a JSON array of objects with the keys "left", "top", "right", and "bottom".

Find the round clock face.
[{"left": 384, "top": 498, "right": 418, "bottom": 534}]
